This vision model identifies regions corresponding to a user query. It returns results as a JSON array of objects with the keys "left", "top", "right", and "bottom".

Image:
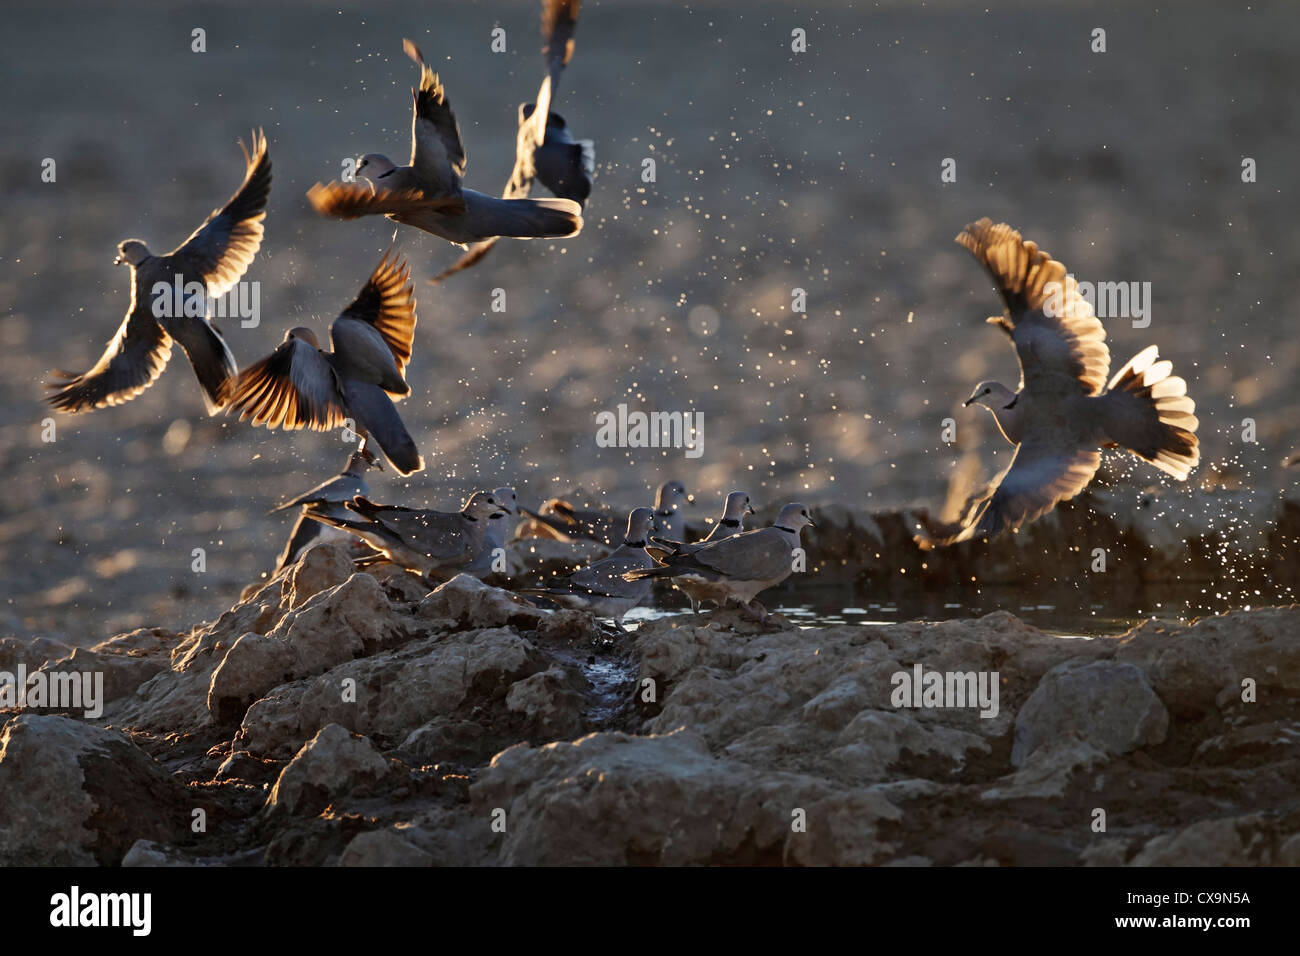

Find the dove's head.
[
  {"left": 465, "top": 491, "right": 511, "bottom": 520},
  {"left": 491, "top": 487, "right": 517, "bottom": 516},
  {"left": 775, "top": 503, "right": 816, "bottom": 533},
  {"left": 286, "top": 327, "right": 321, "bottom": 349},
  {"left": 356, "top": 154, "right": 397, "bottom": 183},
  {"left": 114, "top": 240, "right": 150, "bottom": 267},
  {"left": 624, "top": 507, "right": 656, "bottom": 545},
  {"left": 963, "top": 381, "right": 1019, "bottom": 411},
  {"left": 723, "top": 491, "right": 756, "bottom": 520},
  {"left": 655, "top": 480, "right": 692, "bottom": 511}
]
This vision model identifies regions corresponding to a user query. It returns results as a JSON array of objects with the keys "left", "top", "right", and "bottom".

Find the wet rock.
[
  {"left": 207, "top": 573, "right": 406, "bottom": 724},
  {"left": 239, "top": 628, "right": 543, "bottom": 758},
  {"left": 283, "top": 542, "right": 356, "bottom": 610},
  {"left": 267, "top": 724, "right": 390, "bottom": 816},
  {"left": 418, "top": 574, "right": 548, "bottom": 630},
  {"left": 506, "top": 667, "right": 587, "bottom": 739},
  {"left": 339, "top": 829, "right": 434, "bottom": 866},
  {"left": 122, "top": 840, "right": 196, "bottom": 867},
  {"left": 1011, "top": 660, "right": 1168, "bottom": 766},
  {"left": 0, "top": 715, "right": 186, "bottom": 865}
]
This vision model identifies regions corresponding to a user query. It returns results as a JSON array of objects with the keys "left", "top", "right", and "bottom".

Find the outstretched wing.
[
  {"left": 957, "top": 218, "right": 1111, "bottom": 396},
  {"left": 335, "top": 248, "right": 416, "bottom": 378},
  {"left": 403, "top": 38, "right": 467, "bottom": 196},
  {"left": 46, "top": 274, "right": 173, "bottom": 413},
  {"left": 916, "top": 437, "right": 1101, "bottom": 548},
  {"left": 306, "top": 181, "right": 465, "bottom": 219},
  {"left": 168, "top": 130, "right": 272, "bottom": 298},
  {"left": 220, "top": 337, "right": 347, "bottom": 430}
]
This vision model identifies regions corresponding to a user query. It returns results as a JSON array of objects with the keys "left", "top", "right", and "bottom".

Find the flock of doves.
[{"left": 43, "top": 0, "right": 1201, "bottom": 630}]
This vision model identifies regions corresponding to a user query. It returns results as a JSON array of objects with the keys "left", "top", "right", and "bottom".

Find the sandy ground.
[{"left": 2, "top": 0, "right": 1298, "bottom": 643}]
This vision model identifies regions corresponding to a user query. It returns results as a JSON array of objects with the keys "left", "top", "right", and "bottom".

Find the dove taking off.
[
  {"left": 517, "top": 507, "right": 657, "bottom": 629},
  {"left": 307, "top": 39, "right": 583, "bottom": 249},
  {"left": 431, "top": 0, "right": 594, "bottom": 282},
  {"left": 915, "top": 218, "right": 1200, "bottom": 548},
  {"left": 46, "top": 131, "right": 271, "bottom": 414},
  {"left": 626, "top": 503, "right": 815, "bottom": 619},
  {"left": 219, "top": 249, "right": 424, "bottom": 475}
]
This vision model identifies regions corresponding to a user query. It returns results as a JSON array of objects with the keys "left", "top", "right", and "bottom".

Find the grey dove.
[
  {"left": 306, "top": 490, "right": 510, "bottom": 581},
  {"left": 626, "top": 503, "right": 816, "bottom": 619},
  {"left": 219, "top": 249, "right": 424, "bottom": 475},
  {"left": 307, "top": 39, "right": 582, "bottom": 248},
  {"left": 271, "top": 449, "right": 377, "bottom": 576},
  {"left": 916, "top": 219, "right": 1200, "bottom": 548},
  {"left": 46, "top": 131, "right": 271, "bottom": 413},
  {"left": 432, "top": 0, "right": 594, "bottom": 282},
  {"left": 518, "top": 507, "right": 657, "bottom": 629},
  {"left": 435, "top": 486, "right": 518, "bottom": 581},
  {"left": 648, "top": 490, "right": 756, "bottom": 611},
  {"left": 652, "top": 479, "right": 692, "bottom": 543}
]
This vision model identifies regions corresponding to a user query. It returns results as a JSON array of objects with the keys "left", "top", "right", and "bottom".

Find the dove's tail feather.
[
  {"left": 1101, "top": 345, "right": 1200, "bottom": 481},
  {"left": 342, "top": 381, "right": 425, "bottom": 476},
  {"left": 471, "top": 194, "right": 583, "bottom": 239}
]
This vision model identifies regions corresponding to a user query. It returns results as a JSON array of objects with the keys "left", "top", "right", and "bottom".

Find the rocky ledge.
[{"left": 1, "top": 541, "right": 1297, "bottom": 866}]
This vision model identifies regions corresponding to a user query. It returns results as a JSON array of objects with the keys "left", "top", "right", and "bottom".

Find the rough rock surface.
[{"left": 3, "top": 540, "right": 1298, "bottom": 866}]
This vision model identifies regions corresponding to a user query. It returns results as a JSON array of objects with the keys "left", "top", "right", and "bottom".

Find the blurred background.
[{"left": 2, "top": 0, "right": 1297, "bottom": 642}]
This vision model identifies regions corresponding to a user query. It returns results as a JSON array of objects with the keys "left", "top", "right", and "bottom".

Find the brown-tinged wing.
[
  {"left": 220, "top": 336, "right": 348, "bottom": 430},
  {"left": 306, "top": 181, "right": 465, "bottom": 220},
  {"left": 169, "top": 130, "right": 272, "bottom": 298},
  {"left": 403, "top": 38, "right": 467, "bottom": 194},
  {"left": 337, "top": 248, "right": 417, "bottom": 377}
]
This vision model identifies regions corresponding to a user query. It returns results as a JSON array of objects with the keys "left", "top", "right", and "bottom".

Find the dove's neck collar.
[
  {"left": 773, "top": 525, "right": 796, "bottom": 534},
  {"left": 463, "top": 513, "right": 478, "bottom": 522},
  {"left": 990, "top": 395, "right": 1025, "bottom": 445},
  {"left": 623, "top": 538, "right": 647, "bottom": 548},
  {"left": 719, "top": 518, "right": 741, "bottom": 528}
]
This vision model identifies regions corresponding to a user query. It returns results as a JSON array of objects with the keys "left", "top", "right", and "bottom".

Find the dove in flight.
[
  {"left": 219, "top": 248, "right": 424, "bottom": 475},
  {"left": 270, "top": 449, "right": 378, "bottom": 576},
  {"left": 915, "top": 218, "right": 1200, "bottom": 548},
  {"left": 307, "top": 38, "right": 583, "bottom": 249},
  {"left": 431, "top": 0, "right": 594, "bottom": 282},
  {"left": 306, "top": 490, "right": 511, "bottom": 582},
  {"left": 626, "top": 503, "right": 815, "bottom": 620},
  {"left": 46, "top": 131, "right": 271, "bottom": 414},
  {"left": 517, "top": 507, "right": 657, "bottom": 630}
]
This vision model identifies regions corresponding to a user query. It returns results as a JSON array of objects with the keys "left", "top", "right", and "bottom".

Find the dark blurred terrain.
[{"left": 1, "top": 0, "right": 1297, "bottom": 642}]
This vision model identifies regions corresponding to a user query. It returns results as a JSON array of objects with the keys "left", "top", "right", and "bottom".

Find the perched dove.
[
  {"left": 915, "top": 219, "right": 1201, "bottom": 548},
  {"left": 271, "top": 449, "right": 377, "bottom": 575},
  {"left": 307, "top": 39, "right": 583, "bottom": 249},
  {"left": 626, "top": 503, "right": 815, "bottom": 619},
  {"left": 648, "top": 491, "right": 757, "bottom": 611},
  {"left": 518, "top": 507, "right": 657, "bottom": 629},
  {"left": 652, "top": 479, "right": 693, "bottom": 543},
  {"left": 650, "top": 489, "right": 753, "bottom": 552},
  {"left": 219, "top": 249, "right": 425, "bottom": 475},
  {"left": 306, "top": 490, "right": 510, "bottom": 581},
  {"left": 46, "top": 131, "right": 271, "bottom": 413},
  {"left": 439, "top": 486, "right": 518, "bottom": 580},
  {"left": 431, "top": 0, "right": 594, "bottom": 282},
  {"left": 518, "top": 497, "right": 618, "bottom": 546}
]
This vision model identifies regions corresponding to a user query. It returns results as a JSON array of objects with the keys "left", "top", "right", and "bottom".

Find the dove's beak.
[
  {"left": 962, "top": 396, "right": 977, "bottom": 407},
  {"left": 746, "top": 504, "right": 756, "bottom": 516},
  {"left": 807, "top": 519, "right": 817, "bottom": 529}
]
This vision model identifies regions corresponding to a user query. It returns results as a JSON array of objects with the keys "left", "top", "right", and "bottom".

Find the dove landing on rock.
[
  {"left": 219, "top": 249, "right": 424, "bottom": 475},
  {"left": 307, "top": 39, "right": 583, "bottom": 249},
  {"left": 305, "top": 491, "right": 510, "bottom": 582},
  {"left": 517, "top": 507, "right": 657, "bottom": 630},
  {"left": 271, "top": 449, "right": 377, "bottom": 575},
  {"left": 626, "top": 503, "right": 815, "bottom": 620},
  {"left": 46, "top": 131, "right": 271, "bottom": 414},
  {"left": 431, "top": 0, "right": 594, "bottom": 282},
  {"left": 915, "top": 219, "right": 1200, "bottom": 549}
]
